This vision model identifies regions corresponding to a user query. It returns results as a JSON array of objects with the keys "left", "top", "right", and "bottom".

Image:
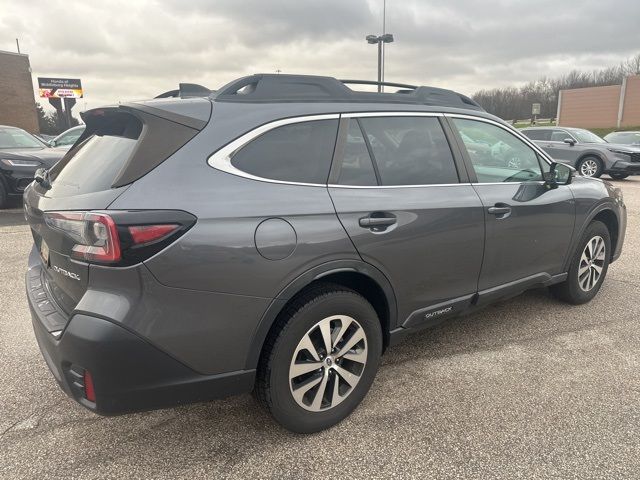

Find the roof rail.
[
  {"left": 155, "top": 83, "right": 213, "bottom": 99},
  {"left": 212, "top": 74, "right": 483, "bottom": 111}
]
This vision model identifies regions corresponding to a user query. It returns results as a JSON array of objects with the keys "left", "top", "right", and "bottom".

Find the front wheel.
[
  {"left": 551, "top": 221, "right": 611, "bottom": 305},
  {"left": 609, "top": 173, "right": 629, "bottom": 180},
  {"left": 577, "top": 156, "right": 604, "bottom": 178},
  {"left": 255, "top": 284, "right": 382, "bottom": 433}
]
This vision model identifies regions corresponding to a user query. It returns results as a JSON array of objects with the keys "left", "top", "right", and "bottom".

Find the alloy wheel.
[
  {"left": 289, "top": 315, "right": 367, "bottom": 412},
  {"left": 580, "top": 159, "right": 599, "bottom": 177},
  {"left": 578, "top": 235, "right": 606, "bottom": 292}
]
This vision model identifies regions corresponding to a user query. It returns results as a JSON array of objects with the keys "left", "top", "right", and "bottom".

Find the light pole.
[{"left": 366, "top": 33, "right": 394, "bottom": 92}]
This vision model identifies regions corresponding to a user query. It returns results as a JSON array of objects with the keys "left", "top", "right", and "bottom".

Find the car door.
[
  {"left": 449, "top": 116, "right": 575, "bottom": 303},
  {"left": 542, "top": 129, "right": 580, "bottom": 165},
  {"left": 328, "top": 113, "right": 485, "bottom": 328}
]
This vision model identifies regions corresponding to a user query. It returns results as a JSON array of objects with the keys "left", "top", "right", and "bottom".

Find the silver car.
[
  {"left": 522, "top": 127, "right": 640, "bottom": 179},
  {"left": 604, "top": 131, "right": 640, "bottom": 146}
]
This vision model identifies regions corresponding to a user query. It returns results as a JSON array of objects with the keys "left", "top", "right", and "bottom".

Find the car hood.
[
  {"left": 0, "top": 147, "right": 66, "bottom": 168},
  {"left": 597, "top": 142, "right": 640, "bottom": 153}
]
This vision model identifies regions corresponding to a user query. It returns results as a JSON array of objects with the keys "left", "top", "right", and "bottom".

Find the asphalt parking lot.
[{"left": 1, "top": 180, "right": 639, "bottom": 480}]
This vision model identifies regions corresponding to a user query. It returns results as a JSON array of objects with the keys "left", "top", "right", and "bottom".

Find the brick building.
[
  {"left": 557, "top": 75, "right": 640, "bottom": 129},
  {"left": 0, "top": 50, "right": 39, "bottom": 133}
]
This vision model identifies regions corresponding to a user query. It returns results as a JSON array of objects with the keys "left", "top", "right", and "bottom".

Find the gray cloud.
[{"left": 0, "top": 0, "right": 637, "bottom": 113}]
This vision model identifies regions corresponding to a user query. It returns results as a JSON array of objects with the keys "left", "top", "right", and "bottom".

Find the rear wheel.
[
  {"left": 255, "top": 284, "right": 382, "bottom": 433},
  {"left": 577, "top": 156, "right": 603, "bottom": 178},
  {"left": 609, "top": 173, "right": 629, "bottom": 180},
  {"left": 551, "top": 221, "right": 610, "bottom": 305}
]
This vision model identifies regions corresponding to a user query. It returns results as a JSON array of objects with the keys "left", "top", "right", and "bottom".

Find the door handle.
[
  {"left": 359, "top": 214, "right": 397, "bottom": 229},
  {"left": 487, "top": 205, "right": 512, "bottom": 216}
]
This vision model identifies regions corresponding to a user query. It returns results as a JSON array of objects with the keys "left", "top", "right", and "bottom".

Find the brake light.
[
  {"left": 45, "top": 212, "right": 121, "bottom": 263},
  {"left": 128, "top": 224, "right": 179, "bottom": 245}
]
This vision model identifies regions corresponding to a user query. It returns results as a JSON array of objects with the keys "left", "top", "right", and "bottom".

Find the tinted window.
[
  {"left": 453, "top": 118, "right": 543, "bottom": 183},
  {"left": 49, "top": 114, "right": 142, "bottom": 196},
  {"left": 231, "top": 119, "right": 338, "bottom": 184},
  {"left": 523, "top": 129, "right": 551, "bottom": 141},
  {"left": 358, "top": 117, "right": 458, "bottom": 185},
  {"left": 336, "top": 120, "right": 377, "bottom": 186},
  {"left": 550, "top": 130, "right": 570, "bottom": 142}
]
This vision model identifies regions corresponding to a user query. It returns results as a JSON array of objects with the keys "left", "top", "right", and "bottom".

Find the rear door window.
[
  {"left": 358, "top": 116, "right": 459, "bottom": 185},
  {"left": 231, "top": 119, "right": 339, "bottom": 184}
]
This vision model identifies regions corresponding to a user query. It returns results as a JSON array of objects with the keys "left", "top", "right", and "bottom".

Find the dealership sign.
[{"left": 37, "top": 78, "right": 83, "bottom": 99}]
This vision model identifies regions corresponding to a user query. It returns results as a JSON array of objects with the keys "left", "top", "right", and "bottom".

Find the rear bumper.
[{"left": 27, "top": 263, "right": 255, "bottom": 415}]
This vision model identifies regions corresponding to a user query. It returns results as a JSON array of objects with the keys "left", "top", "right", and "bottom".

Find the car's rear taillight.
[
  {"left": 45, "top": 212, "right": 122, "bottom": 263},
  {"left": 43, "top": 210, "right": 196, "bottom": 266}
]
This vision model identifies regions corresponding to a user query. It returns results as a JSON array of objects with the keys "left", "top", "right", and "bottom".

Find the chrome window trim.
[
  {"left": 329, "top": 180, "right": 545, "bottom": 189},
  {"left": 342, "top": 112, "right": 443, "bottom": 118},
  {"left": 207, "top": 114, "right": 340, "bottom": 187},
  {"left": 446, "top": 113, "right": 555, "bottom": 166},
  {"left": 207, "top": 110, "right": 556, "bottom": 188},
  {"left": 328, "top": 183, "right": 471, "bottom": 189}
]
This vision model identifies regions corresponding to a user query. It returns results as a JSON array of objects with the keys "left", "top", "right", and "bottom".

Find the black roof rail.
[
  {"left": 340, "top": 79, "right": 418, "bottom": 90},
  {"left": 212, "top": 74, "right": 483, "bottom": 111},
  {"left": 155, "top": 83, "right": 213, "bottom": 99}
]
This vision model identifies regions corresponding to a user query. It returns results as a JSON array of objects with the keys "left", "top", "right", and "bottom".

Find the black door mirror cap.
[
  {"left": 564, "top": 138, "right": 576, "bottom": 146},
  {"left": 546, "top": 162, "right": 574, "bottom": 187}
]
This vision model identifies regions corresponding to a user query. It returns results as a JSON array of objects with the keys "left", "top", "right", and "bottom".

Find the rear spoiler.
[{"left": 155, "top": 83, "right": 214, "bottom": 99}]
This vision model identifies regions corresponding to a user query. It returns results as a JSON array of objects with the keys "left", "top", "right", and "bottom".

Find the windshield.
[
  {"left": 606, "top": 132, "right": 640, "bottom": 145},
  {"left": 572, "top": 129, "right": 606, "bottom": 144},
  {"left": 0, "top": 127, "right": 46, "bottom": 149}
]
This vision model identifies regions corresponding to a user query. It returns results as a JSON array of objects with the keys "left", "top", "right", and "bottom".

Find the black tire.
[
  {"left": 255, "top": 283, "right": 383, "bottom": 433},
  {"left": 551, "top": 221, "right": 611, "bottom": 305},
  {"left": 609, "top": 173, "right": 629, "bottom": 180},
  {"left": 576, "top": 156, "right": 604, "bottom": 178}
]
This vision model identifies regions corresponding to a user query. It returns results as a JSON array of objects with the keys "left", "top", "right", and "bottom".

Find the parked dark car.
[
  {"left": 0, "top": 125, "right": 66, "bottom": 208},
  {"left": 521, "top": 126, "right": 640, "bottom": 179},
  {"left": 604, "top": 130, "right": 640, "bottom": 146},
  {"left": 24, "top": 75, "right": 627, "bottom": 433}
]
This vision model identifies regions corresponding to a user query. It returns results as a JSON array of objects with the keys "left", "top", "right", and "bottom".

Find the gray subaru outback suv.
[
  {"left": 522, "top": 126, "right": 640, "bottom": 179},
  {"left": 24, "top": 74, "right": 627, "bottom": 433}
]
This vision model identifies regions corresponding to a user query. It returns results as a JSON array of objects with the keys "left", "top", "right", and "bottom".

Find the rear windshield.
[{"left": 48, "top": 114, "right": 142, "bottom": 196}]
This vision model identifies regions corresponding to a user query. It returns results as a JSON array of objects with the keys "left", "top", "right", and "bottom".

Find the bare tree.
[{"left": 472, "top": 52, "right": 639, "bottom": 120}]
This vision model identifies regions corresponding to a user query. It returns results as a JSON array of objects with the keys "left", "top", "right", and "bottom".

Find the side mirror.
[
  {"left": 563, "top": 138, "right": 576, "bottom": 146},
  {"left": 545, "top": 162, "right": 574, "bottom": 188},
  {"left": 34, "top": 168, "right": 51, "bottom": 189}
]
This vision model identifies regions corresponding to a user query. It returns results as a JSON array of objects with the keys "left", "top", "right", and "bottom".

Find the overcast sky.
[{"left": 1, "top": 0, "right": 638, "bottom": 113}]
